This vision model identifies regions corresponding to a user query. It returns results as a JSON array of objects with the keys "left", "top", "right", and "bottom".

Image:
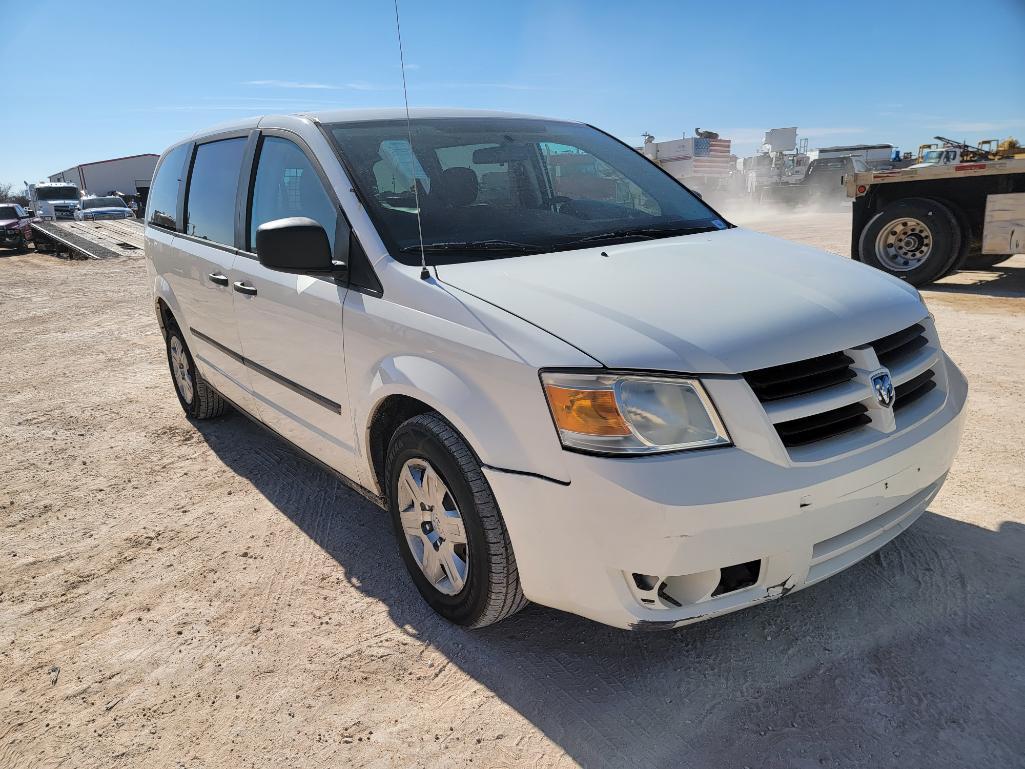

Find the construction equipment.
[{"left": 913, "top": 137, "right": 1025, "bottom": 169}]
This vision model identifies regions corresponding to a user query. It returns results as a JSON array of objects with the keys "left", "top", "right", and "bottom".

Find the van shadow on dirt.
[{"left": 193, "top": 414, "right": 1025, "bottom": 769}]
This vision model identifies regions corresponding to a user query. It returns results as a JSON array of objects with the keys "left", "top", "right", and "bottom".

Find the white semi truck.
[{"left": 29, "top": 181, "right": 80, "bottom": 221}]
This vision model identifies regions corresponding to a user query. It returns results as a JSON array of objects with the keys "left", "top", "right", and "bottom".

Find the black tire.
[
  {"left": 858, "top": 197, "right": 962, "bottom": 286},
  {"left": 965, "top": 253, "right": 1014, "bottom": 269},
  {"left": 385, "top": 413, "right": 527, "bottom": 628},
  {"left": 165, "top": 321, "right": 227, "bottom": 419},
  {"left": 938, "top": 200, "right": 973, "bottom": 278}
]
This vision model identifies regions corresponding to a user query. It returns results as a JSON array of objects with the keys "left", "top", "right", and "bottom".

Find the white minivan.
[{"left": 145, "top": 109, "right": 967, "bottom": 630}]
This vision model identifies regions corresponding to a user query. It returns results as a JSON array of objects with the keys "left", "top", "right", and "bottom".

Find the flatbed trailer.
[
  {"left": 31, "top": 219, "right": 145, "bottom": 260},
  {"left": 846, "top": 158, "right": 1025, "bottom": 286}
]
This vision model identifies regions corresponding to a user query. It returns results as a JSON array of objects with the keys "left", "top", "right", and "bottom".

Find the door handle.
[
  {"left": 233, "top": 281, "right": 257, "bottom": 296},
  {"left": 207, "top": 272, "right": 229, "bottom": 286}
]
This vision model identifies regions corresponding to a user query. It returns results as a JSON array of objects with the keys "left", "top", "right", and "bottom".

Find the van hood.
[{"left": 436, "top": 227, "right": 928, "bottom": 374}]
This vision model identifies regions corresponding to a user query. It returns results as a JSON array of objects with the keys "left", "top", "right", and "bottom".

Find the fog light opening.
[
  {"left": 711, "top": 560, "right": 761, "bottom": 597},
  {"left": 632, "top": 573, "right": 659, "bottom": 591},
  {"left": 657, "top": 581, "right": 682, "bottom": 607}
]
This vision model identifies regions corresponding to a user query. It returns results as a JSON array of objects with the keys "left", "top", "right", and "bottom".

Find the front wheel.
[
  {"left": 858, "top": 197, "right": 962, "bottom": 286},
  {"left": 385, "top": 413, "right": 527, "bottom": 628}
]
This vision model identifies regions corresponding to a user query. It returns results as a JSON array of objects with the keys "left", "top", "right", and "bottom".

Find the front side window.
[
  {"left": 184, "top": 138, "right": 247, "bottom": 246},
  {"left": 328, "top": 118, "right": 724, "bottom": 265},
  {"left": 148, "top": 143, "right": 189, "bottom": 230},
  {"left": 248, "top": 136, "right": 337, "bottom": 252},
  {"left": 0, "top": 206, "right": 17, "bottom": 219}
]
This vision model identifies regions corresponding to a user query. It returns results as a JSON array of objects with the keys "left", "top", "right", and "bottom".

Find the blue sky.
[{"left": 1, "top": 0, "right": 1023, "bottom": 189}]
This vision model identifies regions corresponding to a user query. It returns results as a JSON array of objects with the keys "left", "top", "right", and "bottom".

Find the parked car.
[
  {"left": 145, "top": 109, "right": 967, "bottom": 631},
  {"left": 0, "top": 203, "right": 35, "bottom": 252},
  {"left": 75, "top": 195, "right": 136, "bottom": 221}
]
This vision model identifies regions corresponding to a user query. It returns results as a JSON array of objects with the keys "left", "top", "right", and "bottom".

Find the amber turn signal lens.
[{"left": 544, "top": 384, "right": 631, "bottom": 436}]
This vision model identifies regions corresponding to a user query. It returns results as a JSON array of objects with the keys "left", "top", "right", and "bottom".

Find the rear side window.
[
  {"left": 248, "top": 137, "right": 337, "bottom": 252},
  {"left": 185, "top": 138, "right": 246, "bottom": 246},
  {"left": 147, "top": 143, "right": 188, "bottom": 230}
]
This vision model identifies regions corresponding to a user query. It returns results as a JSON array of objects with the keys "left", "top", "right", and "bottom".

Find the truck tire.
[
  {"left": 858, "top": 197, "right": 962, "bottom": 286},
  {"left": 938, "top": 200, "right": 973, "bottom": 278},
  {"left": 165, "top": 322, "right": 227, "bottom": 419},
  {"left": 965, "top": 253, "right": 1014, "bottom": 269},
  {"left": 385, "top": 413, "right": 528, "bottom": 628}
]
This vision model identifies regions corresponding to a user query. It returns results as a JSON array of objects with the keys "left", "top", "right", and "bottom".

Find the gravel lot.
[{"left": 2, "top": 210, "right": 1023, "bottom": 769}]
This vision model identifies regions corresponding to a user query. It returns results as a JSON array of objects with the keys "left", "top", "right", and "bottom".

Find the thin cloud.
[
  {"left": 938, "top": 118, "right": 1025, "bottom": 133},
  {"left": 244, "top": 79, "right": 341, "bottom": 90},
  {"left": 243, "top": 79, "right": 396, "bottom": 92},
  {"left": 799, "top": 127, "right": 866, "bottom": 137},
  {"left": 419, "top": 81, "right": 549, "bottom": 91},
  {"left": 719, "top": 126, "right": 865, "bottom": 144}
]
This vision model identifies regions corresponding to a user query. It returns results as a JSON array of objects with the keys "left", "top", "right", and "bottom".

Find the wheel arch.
[
  {"left": 359, "top": 355, "right": 547, "bottom": 500},
  {"left": 152, "top": 275, "right": 184, "bottom": 340}
]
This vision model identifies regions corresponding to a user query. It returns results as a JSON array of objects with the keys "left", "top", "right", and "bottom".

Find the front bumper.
[{"left": 485, "top": 354, "right": 968, "bottom": 630}]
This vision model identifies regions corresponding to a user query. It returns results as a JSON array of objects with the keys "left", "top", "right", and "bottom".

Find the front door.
[{"left": 231, "top": 133, "right": 358, "bottom": 478}]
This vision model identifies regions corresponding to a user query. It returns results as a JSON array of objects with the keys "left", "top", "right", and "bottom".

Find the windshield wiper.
[
  {"left": 399, "top": 239, "right": 542, "bottom": 254},
  {"left": 556, "top": 225, "right": 721, "bottom": 249}
]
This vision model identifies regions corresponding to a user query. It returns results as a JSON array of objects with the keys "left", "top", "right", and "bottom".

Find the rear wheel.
[
  {"left": 385, "top": 413, "right": 527, "bottom": 628},
  {"left": 858, "top": 197, "right": 962, "bottom": 286},
  {"left": 165, "top": 322, "right": 227, "bottom": 419}
]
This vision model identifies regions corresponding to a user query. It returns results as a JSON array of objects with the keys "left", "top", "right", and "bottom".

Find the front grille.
[
  {"left": 774, "top": 402, "right": 872, "bottom": 447},
  {"left": 743, "top": 351, "right": 855, "bottom": 402},
  {"left": 744, "top": 321, "right": 939, "bottom": 453},
  {"left": 872, "top": 323, "right": 927, "bottom": 368},
  {"left": 894, "top": 369, "right": 936, "bottom": 411}
]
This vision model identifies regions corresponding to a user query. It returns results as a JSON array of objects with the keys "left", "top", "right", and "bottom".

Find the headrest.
[{"left": 440, "top": 167, "right": 479, "bottom": 207}]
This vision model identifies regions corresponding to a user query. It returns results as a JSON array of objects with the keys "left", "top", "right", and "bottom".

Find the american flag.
[{"left": 691, "top": 137, "right": 732, "bottom": 176}]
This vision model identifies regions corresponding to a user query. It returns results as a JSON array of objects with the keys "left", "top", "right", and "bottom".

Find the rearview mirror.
[
  {"left": 256, "top": 217, "right": 339, "bottom": 276},
  {"left": 472, "top": 144, "right": 534, "bottom": 164}
]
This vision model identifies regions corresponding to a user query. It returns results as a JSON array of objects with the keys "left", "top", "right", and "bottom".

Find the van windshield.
[{"left": 327, "top": 118, "right": 727, "bottom": 265}]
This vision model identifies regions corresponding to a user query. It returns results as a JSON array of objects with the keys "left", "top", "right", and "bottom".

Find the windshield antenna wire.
[{"left": 393, "top": 0, "right": 429, "bottom": 280}]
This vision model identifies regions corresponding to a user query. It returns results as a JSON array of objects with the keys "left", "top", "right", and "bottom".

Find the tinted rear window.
[
  {"left": 184, "top": 138, "right": 246, "bottom": 246},
  {"left": 147, "top": 144, "right": 189, "bottom": 230}
]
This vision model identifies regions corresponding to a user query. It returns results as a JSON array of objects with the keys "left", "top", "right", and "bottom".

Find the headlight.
[{"left": 541, "top": 371, "right": 730, "bottom": 455}]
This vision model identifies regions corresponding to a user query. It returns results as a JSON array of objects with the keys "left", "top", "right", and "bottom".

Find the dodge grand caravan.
[{"left": 144, "top": 109, "right": 967, "bottom": 630}]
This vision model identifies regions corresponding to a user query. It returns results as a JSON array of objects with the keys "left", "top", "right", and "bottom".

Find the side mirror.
[{"left": 255, "top": 217, "right": 340, "bottom": 276}]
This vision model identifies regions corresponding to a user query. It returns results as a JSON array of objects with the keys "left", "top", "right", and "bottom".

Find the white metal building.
[{"left": 49, "top": 153, "right": 159, "bottom": 199}]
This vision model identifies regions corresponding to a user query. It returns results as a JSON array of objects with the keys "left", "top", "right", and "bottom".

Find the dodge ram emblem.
[{"left": 872, "top": 371, "right": 895, "bottom": 408}]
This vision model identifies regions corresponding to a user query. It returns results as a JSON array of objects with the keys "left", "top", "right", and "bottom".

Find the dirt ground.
[{"left": 2, "top": 211, "right": 1024, "bottom": 769}]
